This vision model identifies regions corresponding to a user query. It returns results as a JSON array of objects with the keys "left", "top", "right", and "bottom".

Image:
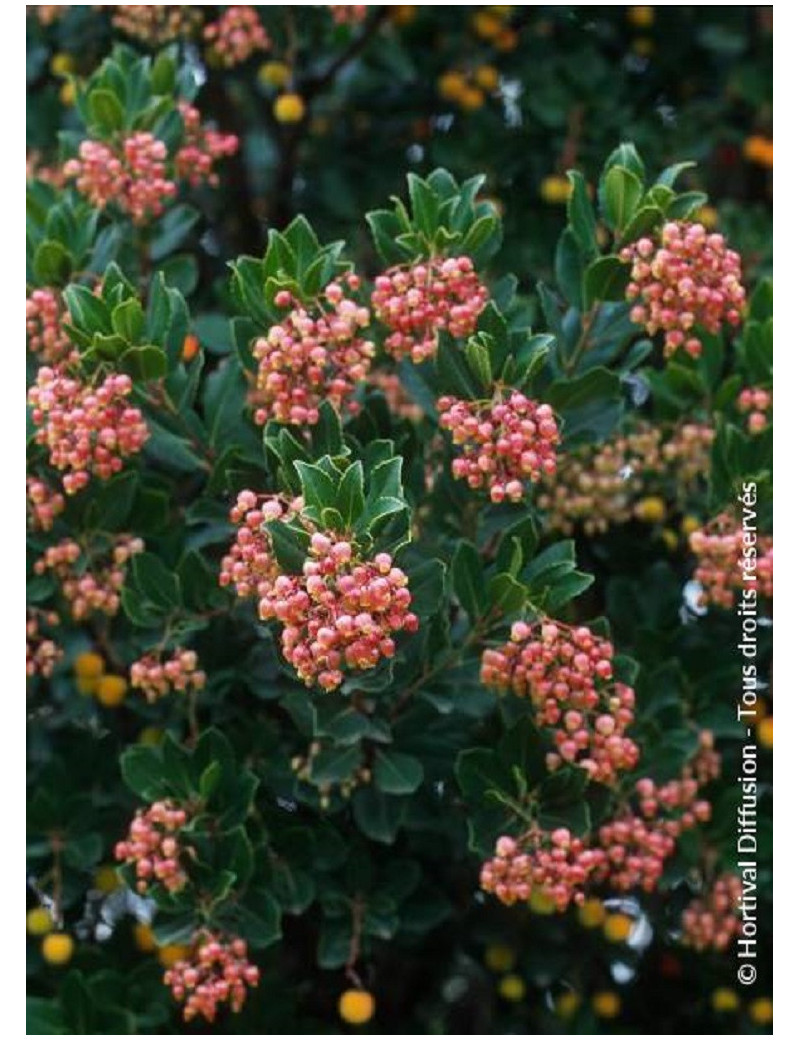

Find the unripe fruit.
[
  {"left": 540, "top": 175, "right": 572, "bottom": 204},
  {"left": 338, "top": 989, "right": 375, "bottom": 1025},
  {"left": 459, "top": 86, "right": 485, "bottom": 111},
  {"left": 138, "top": 726, "right": 165, "bottom": 747},
  {"left": 603, "top": 912, "right": 633, "bottom": 943},
  {"left": 438, "top": 71, "right": 468, "bottom": 102},
  {"left": 390, "top": 4, "right": 416, "bottom": 26},
  {"left": 258, "top": 60, "right": 290, "bottom": 88},
  {"left": 133, "top": 922, "right": 157, "bottom": 953},
  {"left": 274, "top": 93, "right": 305, "bottom": 123},
  {"left": 681, "top": 515, "right": 701, "bottom": 537},
  {"left": 577, "top": 897, "right": 606, "bottom": 928},
  {"left": 748, "top": 997, "right": 772, "bottom": 1024},
  {"left": 498, "top": 973, "right": 526, "bottom": 1002},
  {"left": 93, "top": 864, "right": 121, "bottom": 893},
  {"left": 27, "top": 907, "right": 54, "bottom": 936},
  {"left": 710, "top": 987, "right": 740, "bottom": 1013},
  {"left": 158, "top": 943, "right": 191, "bottom": 968},
  {"left": 59, "top": 81, "right": 76, "bottom": 106},
  {"left": 74, "top": 651, "right": 104, "bottom": 679},
  {"left": 757, "top": 716, "right": 773, "bottom": 749},
  {"left": 42, "top": 932, "right": 74, "bottom": 965},
  {"left": 627, "top": 5, "right": 655, "bottom": 28},
  {"left": 483, "top": 943, "right": 515, "bottom": 973},
  {"left": 472, "top": 11, "right": 503, "bottom": 39},
  {"left": 554, "top": 990, "right": 581, "bottom": 1019},
  {"left": 50, "top": 53, "right": 75, "bottom": 77},
  {"left": 95, "top": 674, "right": 128, "bottom": 707},
  {"left": 529, "top": 887, "right": 557, "bottom": 915},
  {"left": 635, "top": 495, "right": 667, "bottom": 523},
  {"left": 592, "top": 990, "right": 621, "bottom": 1018}
]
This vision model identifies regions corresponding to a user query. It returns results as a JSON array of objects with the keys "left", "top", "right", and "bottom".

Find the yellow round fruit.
[
  {"left": 475, "top": 65, "right": 500, "bottom": 91},
  {"left": 133, "top": 923, "right": 158, "bottom": 953},
  {"left": 50, "top": 53, "right": 75, "bottom": 77},
  {"left": 76, "top": 676, "right": 99, "bottom": 696},
  {"left": 540, "top": 175, "right": 572, "bottom": 205},
  {"left": 472, "top": 11, "right": 503, "bottom": 40},
  {"left": 554, "top": 990, "right": 581, "bottom": 1019},
  {"left": 577, "top": 897, "right": 606, "bottom": 929},
  {"left": 592, "top": 990, "right": 621, "bottom": 1019},
  {"left": 710, "top": 987, "right": 740, "bottom": 1013},
  {"left": 757, "top": 716, "right": 773, "bottom": 749},
  {"left": 627, "top": 6, "right": 655, "bottom": 28},
  {"left": 42, "top": 932, "right": 74, "bottom": 966},
  {"left": 484, "top": 943, "right": 515, "bottom": 973},
  {"left": 158, "top": 943, "right": 191, "bottom": 968},
  {"left": 748, "top": 997, "right": 772, "bottom": 1024},
  {"left": 743, "top": 135, "right": 773, "bottom": 168},
  {"left": 681, "top": 515, "right": 701, "bottom": 537},
  {"left": 93, "top": 864, "right": 121, "bottom": 894},
  {"left": 338, "top": 989, "right": 375, "bottom": 1025},
  {"left": 529, "top": 887, "right": 556, "bottom": 915},
  {"left": 274, "top": 93, "right": 306, "bottom": 124},
  {"left": 258, "top": 60, "right": 290, "bottom": 88},
  {"left": 661, "top": 528, "right": 679, "bottom": 552},
  {"left": 603, "top": 912, "right": 633, "bottom": 943},
  {"left": 95, "top": 674, "right": 128, "bottom": 707},
  {"left": 498, "top": 973, "right": 526, "bottom": 1002},
  {"left": 74, "top": 651, "right": 104, "bottom": 679},
  {"left": 27, "top": 907, "right": 54, "bottom": 936},
  {"left": 438, "top": 71, "right": 468, "bottom": 102},
  {"left": 138, "top": 726, "right": 165, "bottom": 747},
  {"left": 635, "top": 496, "right": 667, "bottom": 523},
  {"left": 390, "top": 5, "right": 416, "bottom": 26},
  {"left": 459, "top": 87, "right": 485, "bottom": 112},
  {"left": 59, "top": 81, "right": 76, "bottom": 106}
]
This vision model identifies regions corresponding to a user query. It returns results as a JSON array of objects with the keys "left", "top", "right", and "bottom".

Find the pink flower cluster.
[
  {"left": 252, "top": 277, "right": 373, "bottom": 426},
  {"left": 372, "top": 257, "right": 488, "bottom": 363},
  {"left": 481, "top": 620, "right": 639, "bottom": 784},
  {"left": 26, "top": 610, "right": 62, "bottom": 679},
  {"left": 204, "top": 6, "right": 270, "bottom": 66},
  {"left": 164, "top": 933, "right": 260, "bottom": 1023},
  {"left": 438, "top": 392, "right": 559, "bottom": 502},
  {"left": 26, "top": 289, "right": 74, "bottom": 363},
  {"left": 26, "top": 476, "right": 65, "bottom": 531},
  {"left": 175, "top": 101, "right": 239, "bottom": 188},
  {"left": 28, "top": 368, "right": 149, "bottom": 494},
  {"left": 112, "top": 5, "right": 202, "bottom": 45},
  {"left": 682, "top": 873, "right": 743, "bottom": 952},
  {"left": 219, "top": 491, "right": 300, "bottom": 598},
  {"left": 689, "top": 513, "right": 773, "bottom": 609},
  {"left": 621, "top": 222, "right": 746, "bottom": 358},
  {"left": 481, "top": 736, "right": 716, "bottom": 910},
  {"left": 260, "top": 531, "right": 419, "bottom": 691},
  {"left": 220, "top": 495, "right": 417, "bottom": 691},
  {"left": 64, "top": 134, "right": 177, "bottom": 224},
  {"left": 130, "top": 648, "right": 206, "bottom": 703},
  {"left": 481, "top": 829, "right": 606, "bottom": 910},
  {"left": 115, "top": 800, "right": 191, "bottom": 895},
  {"left": 737, "top": 387, "right": 772, "bottom": 434},
  {"left": 34, "top": 535, "right": 143, "bottom": 619},
  {"left": 329, "top": 4, "right": 368, "bottom": 24}
]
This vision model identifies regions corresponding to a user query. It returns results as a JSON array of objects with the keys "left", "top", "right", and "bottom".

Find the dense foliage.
[{"left": 27, "top": 6, "right": 772, "bottom": 1035}]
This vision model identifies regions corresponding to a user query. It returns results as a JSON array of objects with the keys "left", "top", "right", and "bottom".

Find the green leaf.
[
  {"left": 64, "top": 284, "right": 111, "bottom": 335},
  {"left": 199, "top": 761, "right": 222, "bottom": 799},
  {"left": 266, "top": 520, "right": 310, "bottom": 574},
  {"left": 621, "top": 205, "right": 662, "bottom": 243},
  {"left": 309, "top": 746, "right": 362, "bottom": 784},
  {"left": 599, "top": 166, "right": 643, "bottom": 230},
  {"left": 407, "top": 558, "right": 446, "bottom": 619},
  {"left": 352, "top": 788, "right": 408, "bottom": 843},
  {"left": 131, "top": 552, "right": 181, "bottom": 610},
  {"left": 335, "top": 462, "right": 366, "bottom": 527},
  {"left": 119, "top": 344, "right": 167, "bottom": 380},
  {"left": 583, "top": 256, "right": 631, "bottom": 305},
  {"left": 451, "top": 540, "right": 488, "bottom": 621},
  {"left": 88, "top": 88, "right": 125, "bottom": 134},
  {"left": 111, "top": 298, "right": 145, "bottom": 343},
  {"left": 150, "top": 205, "right": 200, "bottom": 262},
  {"left": 374, "top": 750, "right": 424, "bottom": 794},
  {"left": 555, "top": 228, "right": 584, "bottom": 309},
  {"left": 295, "top": 461, "right": 338, "bottom": 515},
  {"left": 465, "top": 336, "right": 493, "bottom": 389},
  {"left": 120, "top": 746, "right": 165, "bottom": 800},
  {"left": 666, "top": 191, "right": 708, "bottom": 219},
  {"left": 407, "top": 172, "right": 440, "bottom": 238},
  {"left": 33, "top": 240, "right": 72, "bottom": 285},
  {"left": 566, "top": 170, "right": 598, "bottom": 255},
  {"left": 487, "top": 573, "right": 529, "bottom": 614},
  {"left": 655, "top": 161, "right": 696, "bottom": 188}
]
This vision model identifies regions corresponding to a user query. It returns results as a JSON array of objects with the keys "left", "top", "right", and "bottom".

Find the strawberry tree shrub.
[{"left": 27, "top": 31, "right": 771, "bottom": 1040}]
